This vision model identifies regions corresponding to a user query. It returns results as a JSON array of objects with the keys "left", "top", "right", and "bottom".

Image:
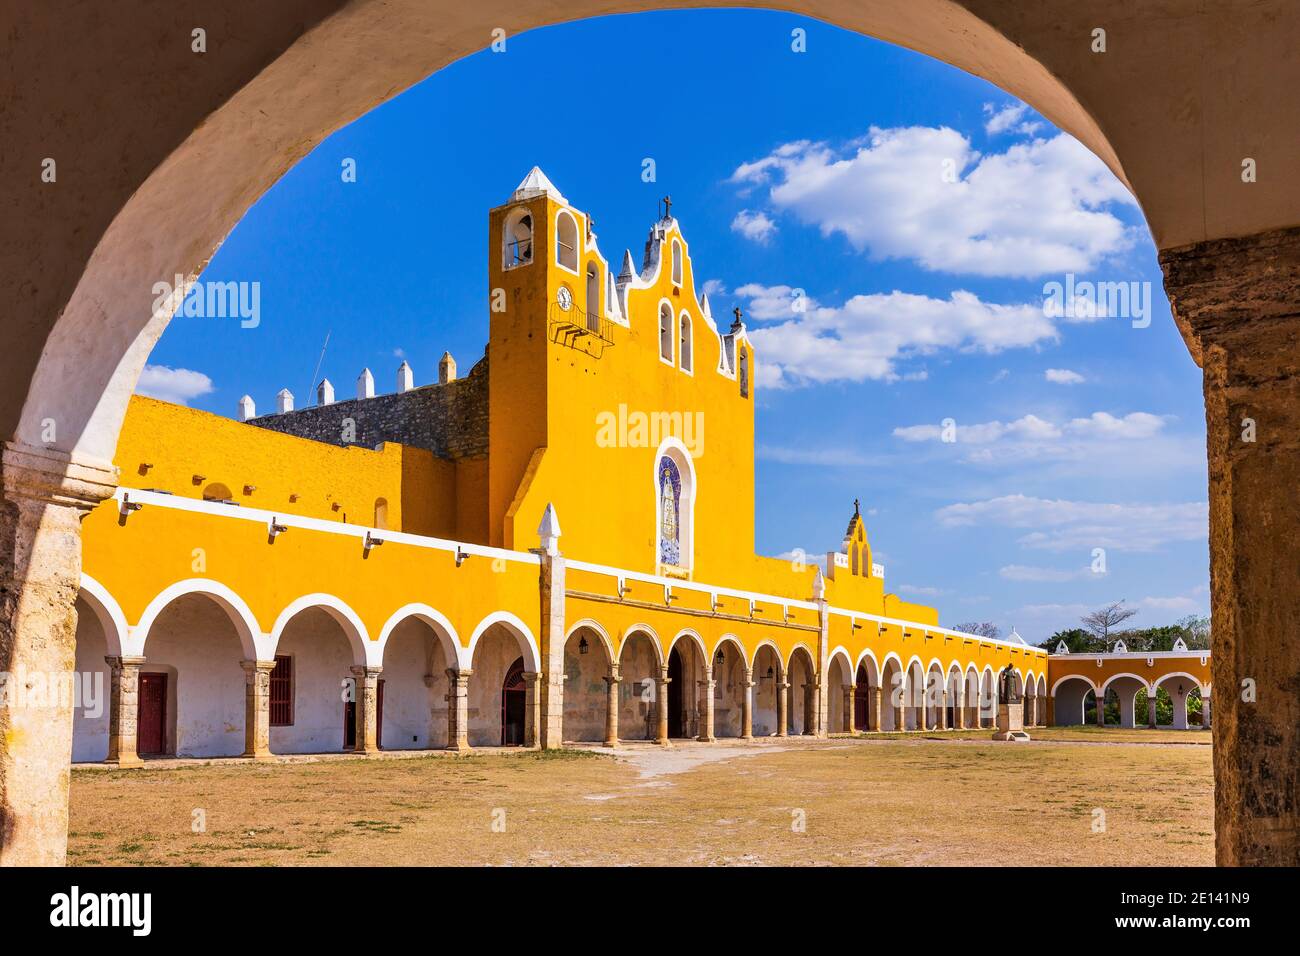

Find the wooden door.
[{"left": 138, "top": 672, "right": 167, "bottom": 756}]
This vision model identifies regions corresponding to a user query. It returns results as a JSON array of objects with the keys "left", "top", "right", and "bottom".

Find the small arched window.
[
  {"left": 659, "top": 303, "right": 674, "bottom": 363},
  {"left": 671, "top": 239, "right": 683, "bottom": 285},
  {"left": 201, "top": 482, "right": 234, "bottom": 502},
  {"left": 679, "top": 313, "right": 692, "bottom": 372},
  {"left": 585, "top": 263, "right": 600, "bottom": 332},
  {"left": 503, "top": 209, "right": 533, "bottom": 268},
  {"left": 739, "top": 347, "right": 750, "bottom": 398},
  {"left": 556, "top": 211, "right": 579, "bottom": 271},
  {"left": 374, "top": 497, "right": 389, "bottom": 530}
]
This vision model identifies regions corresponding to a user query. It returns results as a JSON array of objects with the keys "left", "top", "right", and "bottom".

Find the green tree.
[{"left": 1037, "top": 627, "right": 1098, "bottom": 653}]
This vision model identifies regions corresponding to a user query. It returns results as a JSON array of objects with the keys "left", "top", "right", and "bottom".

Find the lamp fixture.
[{"left": 579, "top": 635, "right": 589, "bottom": 655}]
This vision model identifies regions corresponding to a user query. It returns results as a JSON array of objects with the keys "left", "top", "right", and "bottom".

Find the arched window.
[
  {"left": 739, "top": 347, "right": 749, "bottom": 398},
  {"left": 556, "top": 210, "right": 578, "bottom": 271},
  {"left": 373, "top": 497, "right": 389, "bottom": 530},
  {"left": 679, "top": 313, "right": 692, "bottom": 372},
  {"left": 656, "top": 446, "right": 694, "bottom": 572},
  {"left": 671, "top": 239, "right": 682, "bottom": 285},
  {"left": 659, "top": 303, "right": 673, "bottom": 363},
  {"left": 585, "top": 263, "right": 600, "bottom": 332},
  {"left": 503, "top": 209, "right": 532, "bottom": 268},
  {"left": 201, "top": 482, "right": 233, "bottom": 502}
]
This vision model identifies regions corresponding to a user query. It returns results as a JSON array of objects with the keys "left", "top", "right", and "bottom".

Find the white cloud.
[
  {"left": 898, "top": 584, "right": 948, "bottom": 597},
  {"left": 983, "top": 101, "right": 1043, "bottom": 137},
  {"left": 730, "top": 209, "right": 777, "bottom": 244},
  {"left": 757, "top": 444, "right": 872, "bottom": 467},
  {"left": 135, "top": 364, "right": 214, "bottom": 405},
  {"left": 730, "top": 127, "right": 1136, "bottom": 278},
  {"left": 1066, "top": 411, "right": 1167, "bottom": 439},
  {"left": 892, "top": 411, "right": 1167, "bottom": 448},
  {"left": 738, "top": 284, "right": 1057, "bottom": 387},
  {"left": 700, "top": 278, "right": 728, "bottom": 299},
  {"left": 935, "top": 494, "right": 1208, "bottom": 552},
  {"left": 1045, "top": 368, "right": 1085, "bottom": 385},
  {"left": 893, "top": 414, "right": 1061, "bottom": 444},
  {"left": 1139, "top": 594, "right": 1203, "bottom": 614}
]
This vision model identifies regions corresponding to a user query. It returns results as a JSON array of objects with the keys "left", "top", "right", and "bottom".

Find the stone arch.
[
  {"left": 879, "top": 652, "right": 905, "bottom": 732},
  {"left": 826, "top": 647, "right": 853, "bottom": 733},
  {"left": 619, "top": 626, "right": 664, "bottom": 740},
  {"left": 904, "top": 656, "right": 926, "bottom": 731},
  {"left": 945, "top": 663, "right": 964, "bottom": 729},
  {"left": 751, "top": 641, "right": 784, "bottom": 737},
  {"left": 787, "top": 644, "right": 817, "bottom": 736},
  {"left": 136, "top": 578, "right": 262, "bottom": 661},
  {"left": 376, "top": 604, "right": 460, "bottom": 750},
  {"left": 77, "top": 573, "right": 128, "bottom": 658},
  {"left": 924, "top": 659, "right": 946, "bottom": 730},
  {"left": 564, "top": 621, "right": 614, "bottom": 743},
  {"left": 467, "top": 612, "right": 540, "bottom": 747},
  {"left": 466, "top": 611, "right": 540, "bottom": 673},
  {"left": 71, "top": 577, "right": 125, "bottom": 762},
  {"left": 269, "top": 593, "right": 370, "bottom": 667},
  {"left": 979, "top": 666, "right": 996, "bottom": 729},
  {"left": 1051, "top": 675, "right": 1098, "bottom": 727},
  {"left": 711, "top": 634, "right": 748, "bottom": 738},
  {"left": 1102, "top": 672, "right": 1150, "bottom": 729},
  {"left": 1156, "top": 672, "right": 1205, "bottom": 730},
  {"left": 964, "top": 666, "right": 981, "bottom": 729}
]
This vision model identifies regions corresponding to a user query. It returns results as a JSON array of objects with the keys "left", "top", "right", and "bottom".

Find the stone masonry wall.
[{"left": 250, "top": 358, "right": 488, "bottom": 458}]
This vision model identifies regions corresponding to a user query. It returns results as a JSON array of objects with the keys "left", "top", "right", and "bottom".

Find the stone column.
[
  {"left": 1045, "top": 695, "right": 1055, "bottom": 727},
  {"left": 1202, "top": 691, "right": 1212, "bottom": 730},
  {"left": 741, "top": 668, "right": 754, "bottom": 740},
  {"left": 603, "top": 665, "right": 620, "bottom": 748},
  {"left": 446, "top": 668, "right": 472, "bottom": 751},
  {"left": 240, "top": 659, "right": 276, "bottom": 760},
  {"left": 104, "top": 655, "right": 146, "bottom": 767},
  {"left": 813, "top": 569, "right": 829, "bottom": 737},
  {"left": 537, "top": 511, "right": 567, "bottom": 750},
  {"left": 1161, "top": 227, "right": 1300, "bottom": 864},
  {"left": 1095, "top": 691, "right": 1107, "bottom": 727},
  {"left": 776, "top": 680, "right": 789, "bottom": 737},
  {"left": 869, "top": 686, "right": 881, "bottom": 732},
  {"left": 350, "top": 665, "right": 382, "bottom": 753},
  {"left": 654, "top": 670, "right": 670, "bottom": 745},
  {"left": 523, "top": 671, "right": 540, "bottom": 748},
  {"left": 953, "top": 688, "right": 964, "bottom": 729},
  {"left": 843, "top": 686, "right": 854, "bottom": 733},
  {"left": 1, "top": 441, "right": 117, "bottom": 866},
  {"left": 1146, "top": 692, "right": 1158, "bottom": 729},
  {"left": 698, "top": 671, "right": 716, "bottom": 742},
  {"left": 805, "top": 681, "right": 818, "bottom": 736}
]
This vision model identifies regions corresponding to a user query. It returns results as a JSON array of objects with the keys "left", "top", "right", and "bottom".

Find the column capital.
[
  {"left": 522, "top": 670, "right": 540, "bottom": 683},
  {"left": 241, "top": 658, "right": 277, "bottom": 674},
  {"left": 2, "top": 441, "right": 118, "bottom": 511},
  {"left": 104, "top": 654, "right": 147, "bottom": 670},
  {"left": 349, "top": 664, "right": 382, "bottom": 678}
]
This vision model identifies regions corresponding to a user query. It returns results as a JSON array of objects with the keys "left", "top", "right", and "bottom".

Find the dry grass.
[{"left": 68, "top": 733, "right": 1213, "bottom": 866}]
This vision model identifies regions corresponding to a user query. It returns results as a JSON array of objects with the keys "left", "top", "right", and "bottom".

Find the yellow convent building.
[{"left": 73, "top": 168, "right": 1065, "bottom": 764}]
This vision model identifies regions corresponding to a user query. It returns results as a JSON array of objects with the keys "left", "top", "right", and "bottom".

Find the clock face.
[{"left": 556, "top": 286, "right": 572, "bottom": 311}]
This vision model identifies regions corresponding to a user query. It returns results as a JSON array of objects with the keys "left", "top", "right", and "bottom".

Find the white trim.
[
  {"left": 1152, "top": 671, "right": 1208, "bottom": 695},
  {"left": 376, "top": 603, "right": 461, "bottom": 671},
  {"left": 111, "top": 488, "right": 539, "bottom": 567},
  {"left": 1099, "top": 671, "right": 1151, "bottom": 695},
  {"left": 566, "top": 618, "right": 616, "bottom": 664},
  {"left": 78, "top": 573, "right": 129, "bottom": 657},
  {"left": 751, "top": 638, "right": 784, "bottom": 674},
  {"left": 853, "top": 647, "right": 880, "bottom": 681},
  {"left": 554, "top": 208, "right": 581, "bottom": 276},
  {"left": 1051, "top": 673, "right": 1100, "bottom": 695},
  {"left": 134, "top": 578, "right": 265, "bottom": 660},
  {"left": 664, "top": 627, "right": 701, "bottom": 663},
  {"left": 712, "top": 632, "right": 746, "bottom": 665},
  {"left": 467, "top": 610, "right": 540, "bottom": 672},
  {"left": 826, "top": 646, "right": 854, "bottom": 684},
  {"left": 679, "top": 310, "right": 694, "bottom": 376},
  {"left": 786, "top": 642, "right": 816, "bottom": 675},
  {"left": 270, "top": 592, "right": 371, "bottom": 666},
  {"left": 657, "top": 298, "right": 675, "bottom": 366},
  {"left": 653, "top": 436, "right": 696, "bottom": 575},
  {"left": 879, "top": 651, "right": 903, "bottom": 676},
  {"left": 827, "top": 604, "right": 1050, "bottom": 656},
  {"left": 1051, "top": 649, "right": 1209, "bottom": 660}
]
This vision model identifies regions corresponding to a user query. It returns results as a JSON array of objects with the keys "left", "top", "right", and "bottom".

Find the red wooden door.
[
  {"left": 376, "top": 678, "right": 385, "bottom": 750},
  {"left": 138, "top": 673, "right": 167, "bottom": 756}
]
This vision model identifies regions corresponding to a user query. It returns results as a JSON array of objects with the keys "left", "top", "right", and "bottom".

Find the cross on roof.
[{"left": 662, "top": 195, "right": 672, "bottom": 218}]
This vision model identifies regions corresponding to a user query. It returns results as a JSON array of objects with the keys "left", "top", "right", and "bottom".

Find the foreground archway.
[{"left": 3, "top": 0, "right": 1300, "bottom": 867}]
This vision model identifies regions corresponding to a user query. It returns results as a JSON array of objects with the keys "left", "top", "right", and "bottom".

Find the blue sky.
[{"left": 144, "top": 9, "right": 1209, "bottom": 642}]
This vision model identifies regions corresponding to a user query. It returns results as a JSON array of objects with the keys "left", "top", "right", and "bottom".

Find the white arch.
[
  {"left": 1100, "top": 671, "right": 1153, "bottom": 695},
  {"left": 376, "top": 603, "right": 461, "bottom": 671},
  {"left": 134, "top": 578, "right": 264, "bottom": 660},
  {"left": 77, "top": 573, "right": 128, "bottom": 657},
  {"left": 1051, "top": 673, "right": 1100, "bottom": 695},
  {"left": 853, "top": 647, "right": 880, "bottom": 683},
  {"left": 751, "top": 638, "right": 784, "bottom": 675},
  {"left": 622, "top": 622, "right": 668, "bottom": 668},
  {"left": 826, "top": 646, "right": 854, "bottom": 685},
  {"left": 786, "top": 642, "right": 816, "bottom": 676},
  {"left": 565, "top": 618, "right": 616, "bottom": 664},
  {"left": 879, "top": 651, "right": 903, "bottom": 676},
  {"left": 712, "top": 633, "right": 746, "bottom": 667},
  {"left": 1154, "top": 671, "right": 1209, "bottom": 695},
  {"left": 554, "top": 208, "right": 579, "bottom": 273},
  {"left": 467, "top": 610, "right": 540, "bottom": 673},
  {"left": 270, "top": 592, "right": 372, "bottom": 666},
  {"left": 653, "top": 435, "right": 697, "bottom": 573}
]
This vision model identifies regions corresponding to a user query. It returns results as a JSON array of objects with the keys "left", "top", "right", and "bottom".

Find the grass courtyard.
[{"left": 68, "top": 731, "right": 1213, "bottom": 866}]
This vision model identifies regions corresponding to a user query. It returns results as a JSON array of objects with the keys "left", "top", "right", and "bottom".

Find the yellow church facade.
[{"left": 73, "top": 169, "right": 1126, "bottom": 764}]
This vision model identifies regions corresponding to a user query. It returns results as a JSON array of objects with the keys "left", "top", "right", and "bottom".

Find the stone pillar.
[
  {"left": 655, "top": 670, "right": 670, "bottom": 745},
  {"left": 1161, "top": 226, "right": 1300, "bottom": 864},
  {"left": 776, "top": 680, "right": 789, "bottom": 737},
  {"left": 1147, "top": 692, "right": 1158, "bottom": 729},
  {"left": 868, "top": 686, "right": 881, "bottom": 732},
  {"left": 1096, "top": 691, "right": 1107, "bottom": 727},
  {"left": 0, "top": 442, "right": 117, "bottom": 866},
  {"left": 537, "top": 504, "right": 566, "bottom": 750},
  {"left": 698, "top": 671, "right": 716, "bottom": 742},
  {"left": 1045, "top": 695, "right": 1055, "bottom": 727},
  {"left": 523, "top": 671, "right": 540, "bottom": 748},
  {"left": 104, "top": 655, "right": 146, "bottom": 767},
  {"left": 939, "top": 687, "right": 949, "bottom": 730},
  {"left": 446, "top": 668, "right": 472, "bottom": 751},
  {"left": 240, "top": 659, "right": 276, "bottom": 760},
  {"left": 350, "top": 665, "right": 381, "bottom": 753},
  {"left": 805, "top": 681, "right": 818, "bottom": 736},
  {"left": 843, "top": 686, "right": 854, "bottom": 733},
  {"left": 1202, "top": 692, "right": 1212, "bottom": 730},
  {"left": 953, "top": 688, "right": 964, "bottom": 730},
  {"left": 741, "top": 668, "right": 754, "bottom": 740},
  {"left": 603, "top": 665, "right": 620, "bottom": 748}
]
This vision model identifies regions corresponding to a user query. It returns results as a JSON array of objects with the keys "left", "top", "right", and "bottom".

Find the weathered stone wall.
[{"left": 250, "top": 359, "right": 488, "bottom": 459}]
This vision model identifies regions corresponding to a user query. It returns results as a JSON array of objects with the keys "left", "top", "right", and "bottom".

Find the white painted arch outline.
[
  {"left": 78, "top": 573, "right": 129, "bottom": 658},
  {"left": 1100, "top": 671, "right": 1152, "bottom": 696},
  {"left": 565, "top": 618, "right": 616, "bottom": 664},
  {"left": 853, "top": 648, "right": 880, "bottom": 684},
  {"left": 712, "top": 632, "right": 747, "bottom": 668},
  {"left": 467, "top": 610, "right": 540, "bottom": 673},
  {"left": 271, "top": 592, "right": 372, "bottom": 667},
  {"left": 786, "top": 642, "right": 816, "bottom": 676},
  {"left": 134, "top": 577, "right": 264, "bottom": 661},
  {"left": 1153, "top": 671, "right": 1209, "bottom": 696},
  {"left": 376, "top": 603, "right": 461, "bottom": 672},
  {"left": 826, "top": 646, "right": 854, "bottom": 686},
  {"left": 626, "top": 623, "right": 668, "bottom": 668},
  {"left": 1051, "top": 673, "right": 1100, "bottom": 696}
]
